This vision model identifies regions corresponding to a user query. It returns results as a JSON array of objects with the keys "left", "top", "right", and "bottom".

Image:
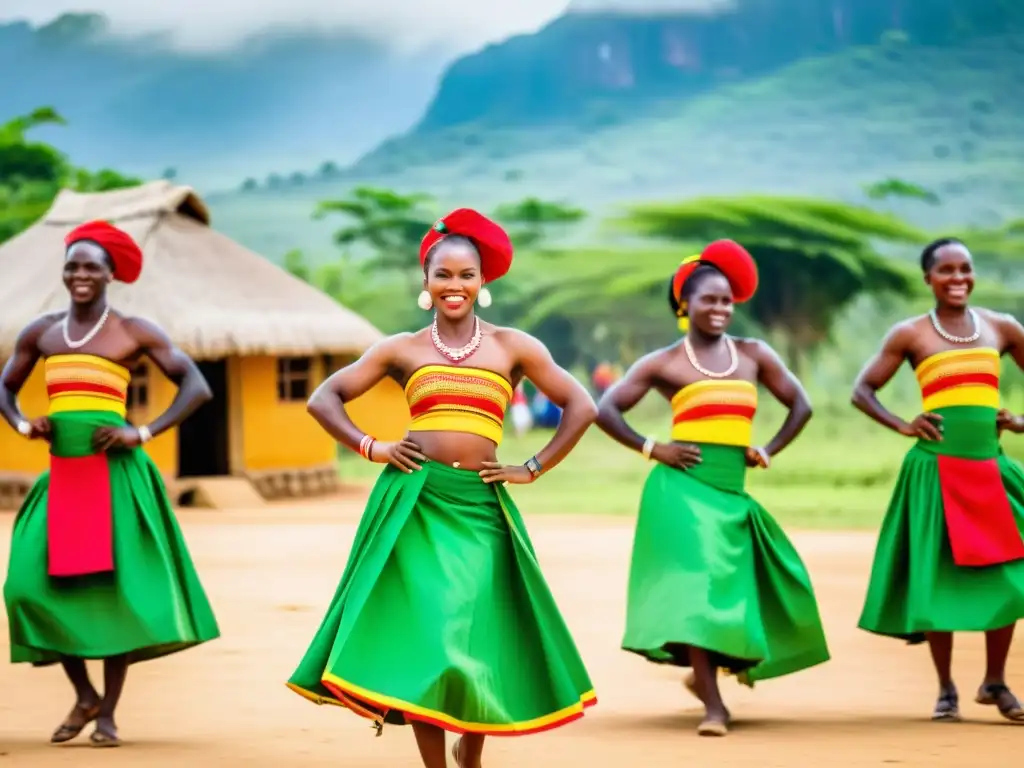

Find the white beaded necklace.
[
  {"left": 684, "top": 334, "right": 739, "bottom": 379},
  {"left": 929, "top": 308, "right": 980, "bottom": 344},
  {"left": 62, "top": 305, "right": 111, "bottom": 350},
  {"left": 430, "top": 315, "right": 482, "bottom": 363}
]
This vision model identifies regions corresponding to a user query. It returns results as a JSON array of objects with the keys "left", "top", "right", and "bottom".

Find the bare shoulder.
[
  {"left": 17, "top": 311, "right": 64, "bottom": 343},
  {"left": 491, "top": 324, "right": 545, "bottom": 354},
  {"left": 882, "top": 316, "right": 923, "bottom": 347},
  {"left": 121, "top": 315, "right": 172, "bottom": 346},
  {"left": 977, "top": 306, "right": 1020, "bottom": 329},
  {"left": 360, "top": 331, "right": 415, "bottom": 364},
  {"left": 733, "top": 335, "right": 772, "bottom": 356}
]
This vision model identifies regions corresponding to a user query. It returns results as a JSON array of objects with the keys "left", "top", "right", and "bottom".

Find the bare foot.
[
  {"left": 683, "top": 671, "right": 731, "bottom": 722},
  {"left": 451, "top": 736, "right": 481, "bottom": 767},
  {"left": 51, "top": 700, "right": 101, "bottom": 744},
  {"left": 976, "top": 682, "right": 1024, "bottom": 723},
  {"left": 89, "top": 717, "right": 121, "bottom": 747},
  {"left": 697, "top": 710, "right": 729, "bottom": 737}
]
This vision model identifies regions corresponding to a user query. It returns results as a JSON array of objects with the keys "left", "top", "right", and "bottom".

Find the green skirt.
[
  {"left": 622, "top": 443, "right": 830, "bottom": 685},
  {"left": 3, "top": 410, "right": 220, "bottom": 665},
  {"left": 287, "top": 461, "right": 596, "bottom": 736},
  {"left": 859, "top": 406, "right": 1024, "bottom": 642}
]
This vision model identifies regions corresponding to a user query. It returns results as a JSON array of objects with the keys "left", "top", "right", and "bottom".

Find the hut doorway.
[{"left": 177, "top": 359, "right": 230, "bottom": 477}]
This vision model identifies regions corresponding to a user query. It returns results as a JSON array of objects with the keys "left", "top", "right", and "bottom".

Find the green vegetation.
[
  {"left": 340, "top": 35, "right": 1024, "bottom": 227},
  {"left": 206, "top": 35, "right": 1024, "bottom": 261},
  {"left": 0, "top": 107, "right": 140, "bottom": 244},
  {"left": 336, "top": 391, "right": 1024, "bottom": 528}
]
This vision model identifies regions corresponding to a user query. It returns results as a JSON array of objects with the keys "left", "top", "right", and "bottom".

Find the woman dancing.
[
  {"left": 853, "top": 237, "right": 1024, "bottom": 723},
  {"left": 1, "top": 221, "right": 220, "bottom": 746},
  {"left": 287, "top": 209, "right": 597, "bottom": 767},
  {"left": 595, "top": 241, "right": 830, "bottom": 736}
]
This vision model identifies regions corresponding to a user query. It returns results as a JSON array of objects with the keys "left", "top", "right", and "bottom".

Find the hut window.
[
  {"left": 321, "top": 354, "right": 354, "bottom": 380},
  {"left": 127, "top": 363, "right": 150, "bottom": 413},
  {"left": 277, "top": 357, "right": 312, "bottom": 402}
]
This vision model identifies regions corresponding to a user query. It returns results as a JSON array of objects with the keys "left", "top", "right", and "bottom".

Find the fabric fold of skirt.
[
  {"left": 858, "top": 406, "right": 1024, "bottom": 642},
  {"left": 622, "top": 444, "right": 830, "bottom": 685},
  {"left": 3, "top": 410, "right": 221, "bottom": 665},
  {"left": 287, "top": 461, "right": 596, "bottom": 736}
]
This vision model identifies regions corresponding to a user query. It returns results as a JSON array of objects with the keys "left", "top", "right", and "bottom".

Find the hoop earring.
[
  {"left": 477, "top": 286, "right": 492, "bottom": 308},
  {"left": 417, "top": 290, "right": 433, "bottom": 311}
]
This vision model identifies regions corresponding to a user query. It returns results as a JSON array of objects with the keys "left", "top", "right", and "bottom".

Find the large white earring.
[
  {"left": 417, "top": 290, "right": 433, "bottom": 311},
  {"left": 477, "top": 286, "right": 492, "bottom": 308}
]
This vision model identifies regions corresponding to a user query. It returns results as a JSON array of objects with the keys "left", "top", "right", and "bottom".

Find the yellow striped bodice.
[
  {"left": 404, "top": 365, "right": 513, "bottom": 445},
  {"left": 915, "top": 347, "right": 1000, "bottom": 412},
  {"left": 670, "top": 379, "right": 758, "bottom": 447},
  {"left": 45, "top": 354, "right": 130, "bottom": 418}
]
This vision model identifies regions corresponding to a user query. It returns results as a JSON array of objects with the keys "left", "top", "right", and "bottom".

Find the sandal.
[
  {"left": 976, "top": 682, "right": 1024, "bottom": 723},
  {"left": 931, "top": 689, "right": 961, "bottom": 722},
  {"left": 50, "top": 702, "right": 100, "bottom": 744},
  {"left": 89, "top": 722, "right": 122, "bottom": 748}
]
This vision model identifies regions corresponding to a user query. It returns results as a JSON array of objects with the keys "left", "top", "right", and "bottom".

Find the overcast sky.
[{"left": 1, "top": 0, "right": 731, "bottom": 54}]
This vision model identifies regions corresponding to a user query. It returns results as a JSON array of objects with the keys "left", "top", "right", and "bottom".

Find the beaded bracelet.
[{"left": 358, "top": 434, "right": 376, "bottom": 461}]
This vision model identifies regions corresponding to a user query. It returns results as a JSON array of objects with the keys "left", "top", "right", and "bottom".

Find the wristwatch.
[
  {"left": 16, "top": 419, "right": 31, "bottom": 437},
  {"left": 525, "top": 456, "right": 543, "bottom": 479}
]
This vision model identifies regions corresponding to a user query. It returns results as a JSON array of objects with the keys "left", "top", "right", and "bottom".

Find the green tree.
[
  {"left": 492, "top": 197, "right": 587, "bottom": 251},
  {"left": 283, "top": 248, "right": 311, "bottom": 283},
  {"left": 0, "top": 107, "right": 140, "bottom": 244},
  {"left": 863, "top": 177, "right": 941, "bottom": 206},
  {"left": 315, "top": 186, "right": 436, "bottom": 271},
  {"left": 514, "top": 196, "right": 922, "bottom": 373},
  {"left": 612, "top": 196, "right": 925, "bottom": 372}
]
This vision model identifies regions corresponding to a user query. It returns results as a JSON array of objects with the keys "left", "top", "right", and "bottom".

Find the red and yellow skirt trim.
[{"left": 287, "top": 676, "right": 597, "bottom": 736}]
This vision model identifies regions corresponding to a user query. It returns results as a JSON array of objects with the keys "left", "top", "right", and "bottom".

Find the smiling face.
[
  {"left": 424, "top": 238, "right": 482, "bottom": 320},
  {"left": 687, "top": 271, "right": 734, "bottom": 336},
  {"left": 63, "top": 240, "right": 113, "bottom": 304},
  {"left": 925, "top": 242, "right": 974, "bottom": 309}
]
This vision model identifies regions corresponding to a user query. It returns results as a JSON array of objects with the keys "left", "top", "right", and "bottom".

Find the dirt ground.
[{"left": 0, "top": 496, "right": 1021, "bottom": 767}]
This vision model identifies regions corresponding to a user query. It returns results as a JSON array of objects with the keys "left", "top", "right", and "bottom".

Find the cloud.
[
  {"left": 567, "top": 0, "right": 734, "bottom": 14},
  {"left": 0, "top": 0, "right": 571, "bottom": 54}
]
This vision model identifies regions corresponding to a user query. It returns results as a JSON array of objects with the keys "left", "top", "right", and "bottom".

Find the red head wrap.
[
  {"left": 419, "top": 208, "right": 513, "bottom": 284},
  {"left": 65, "top": 220, "right": 143, "bottom": 284},
  {"left": 670, "top": 239, "right": 758, "bottom": 331}
]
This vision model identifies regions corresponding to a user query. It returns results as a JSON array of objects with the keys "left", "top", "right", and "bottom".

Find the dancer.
[
  {"left": 853, "top": 237, "right": 1024, "bottom": 723},
  {"left": 1, "top": 221, "right": 221, "bottom": 746},
  {"left": 287, "top": 209, "right": 597, "bottom": 768},
  {"left": 596, "top": 241, "right": 830, "bottom": 736}
]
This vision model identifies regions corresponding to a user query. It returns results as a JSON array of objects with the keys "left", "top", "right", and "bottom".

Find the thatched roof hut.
[
  {"left": 0, "top": 180, "right": 382, "bottom": 358},
  {"left": 0, "top": 181, "right": 409, "bottom": 508}
]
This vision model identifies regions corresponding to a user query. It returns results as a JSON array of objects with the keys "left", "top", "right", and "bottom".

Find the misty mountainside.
[
  {"left": 0, "top": 13, "right": 450, "bottom": 189},
  {"left": 358, "top": 0, "right": 1024, "bottom": 171},
  {"left": 206, "top": 3, "right": 1024, "bottom": 265}
]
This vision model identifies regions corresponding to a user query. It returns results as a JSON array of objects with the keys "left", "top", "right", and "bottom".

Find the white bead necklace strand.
[
  {"left": 430, "top": 314, "right": 482, "bottom": 363},
  {"left": 62, "top": 304, "right": 111, "bottom": 350},
  {"left": 684, "top": 334, "right": 739, "bottom": 379},
  {"left": 929, "top": 308, "right": 980, "bottom": 344}
]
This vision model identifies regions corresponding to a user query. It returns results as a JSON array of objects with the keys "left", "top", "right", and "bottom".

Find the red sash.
[
  {"left": 47, "top": 453, "right": 115, "bottom": 577},
  {"left": 937, "top": 454, "right": 1024, "bottom": 567}
]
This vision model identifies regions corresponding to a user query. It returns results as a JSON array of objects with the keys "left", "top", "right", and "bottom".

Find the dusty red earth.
[{"left": 1, "top": 497, "right": 1021, "bottom": 766}]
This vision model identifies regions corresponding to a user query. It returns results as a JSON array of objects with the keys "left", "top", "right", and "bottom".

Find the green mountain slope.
[{"left": 207, "top": 34, "right": 1024, "bottom": 261}]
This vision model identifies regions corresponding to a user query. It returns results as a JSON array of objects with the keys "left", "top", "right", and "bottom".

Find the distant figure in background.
[
  {"left": 595, "top": 240, "right": 830, "bottom": 736},
  {"left": 0, "top": 221, "right": 220, "bottom": 747},
  {"left": 852, "top": 237, "right": 1024, "bottom": 723},
  {"left": 532, "top": 390, "right": 563, "bottom": 429},
  {"left": 510, "top": 381, "right": 533, "bottom": 437},
  {"left": 287, "top": 209, "right": 597, "bottom": 768},
  {"left": 592, "top": 361, "right": 616, "bottom": 397}
]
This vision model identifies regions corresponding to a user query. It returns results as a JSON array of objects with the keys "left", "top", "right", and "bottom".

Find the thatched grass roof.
[{"left": 0, "top": 181, "right": 383, "bottom": 359}]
